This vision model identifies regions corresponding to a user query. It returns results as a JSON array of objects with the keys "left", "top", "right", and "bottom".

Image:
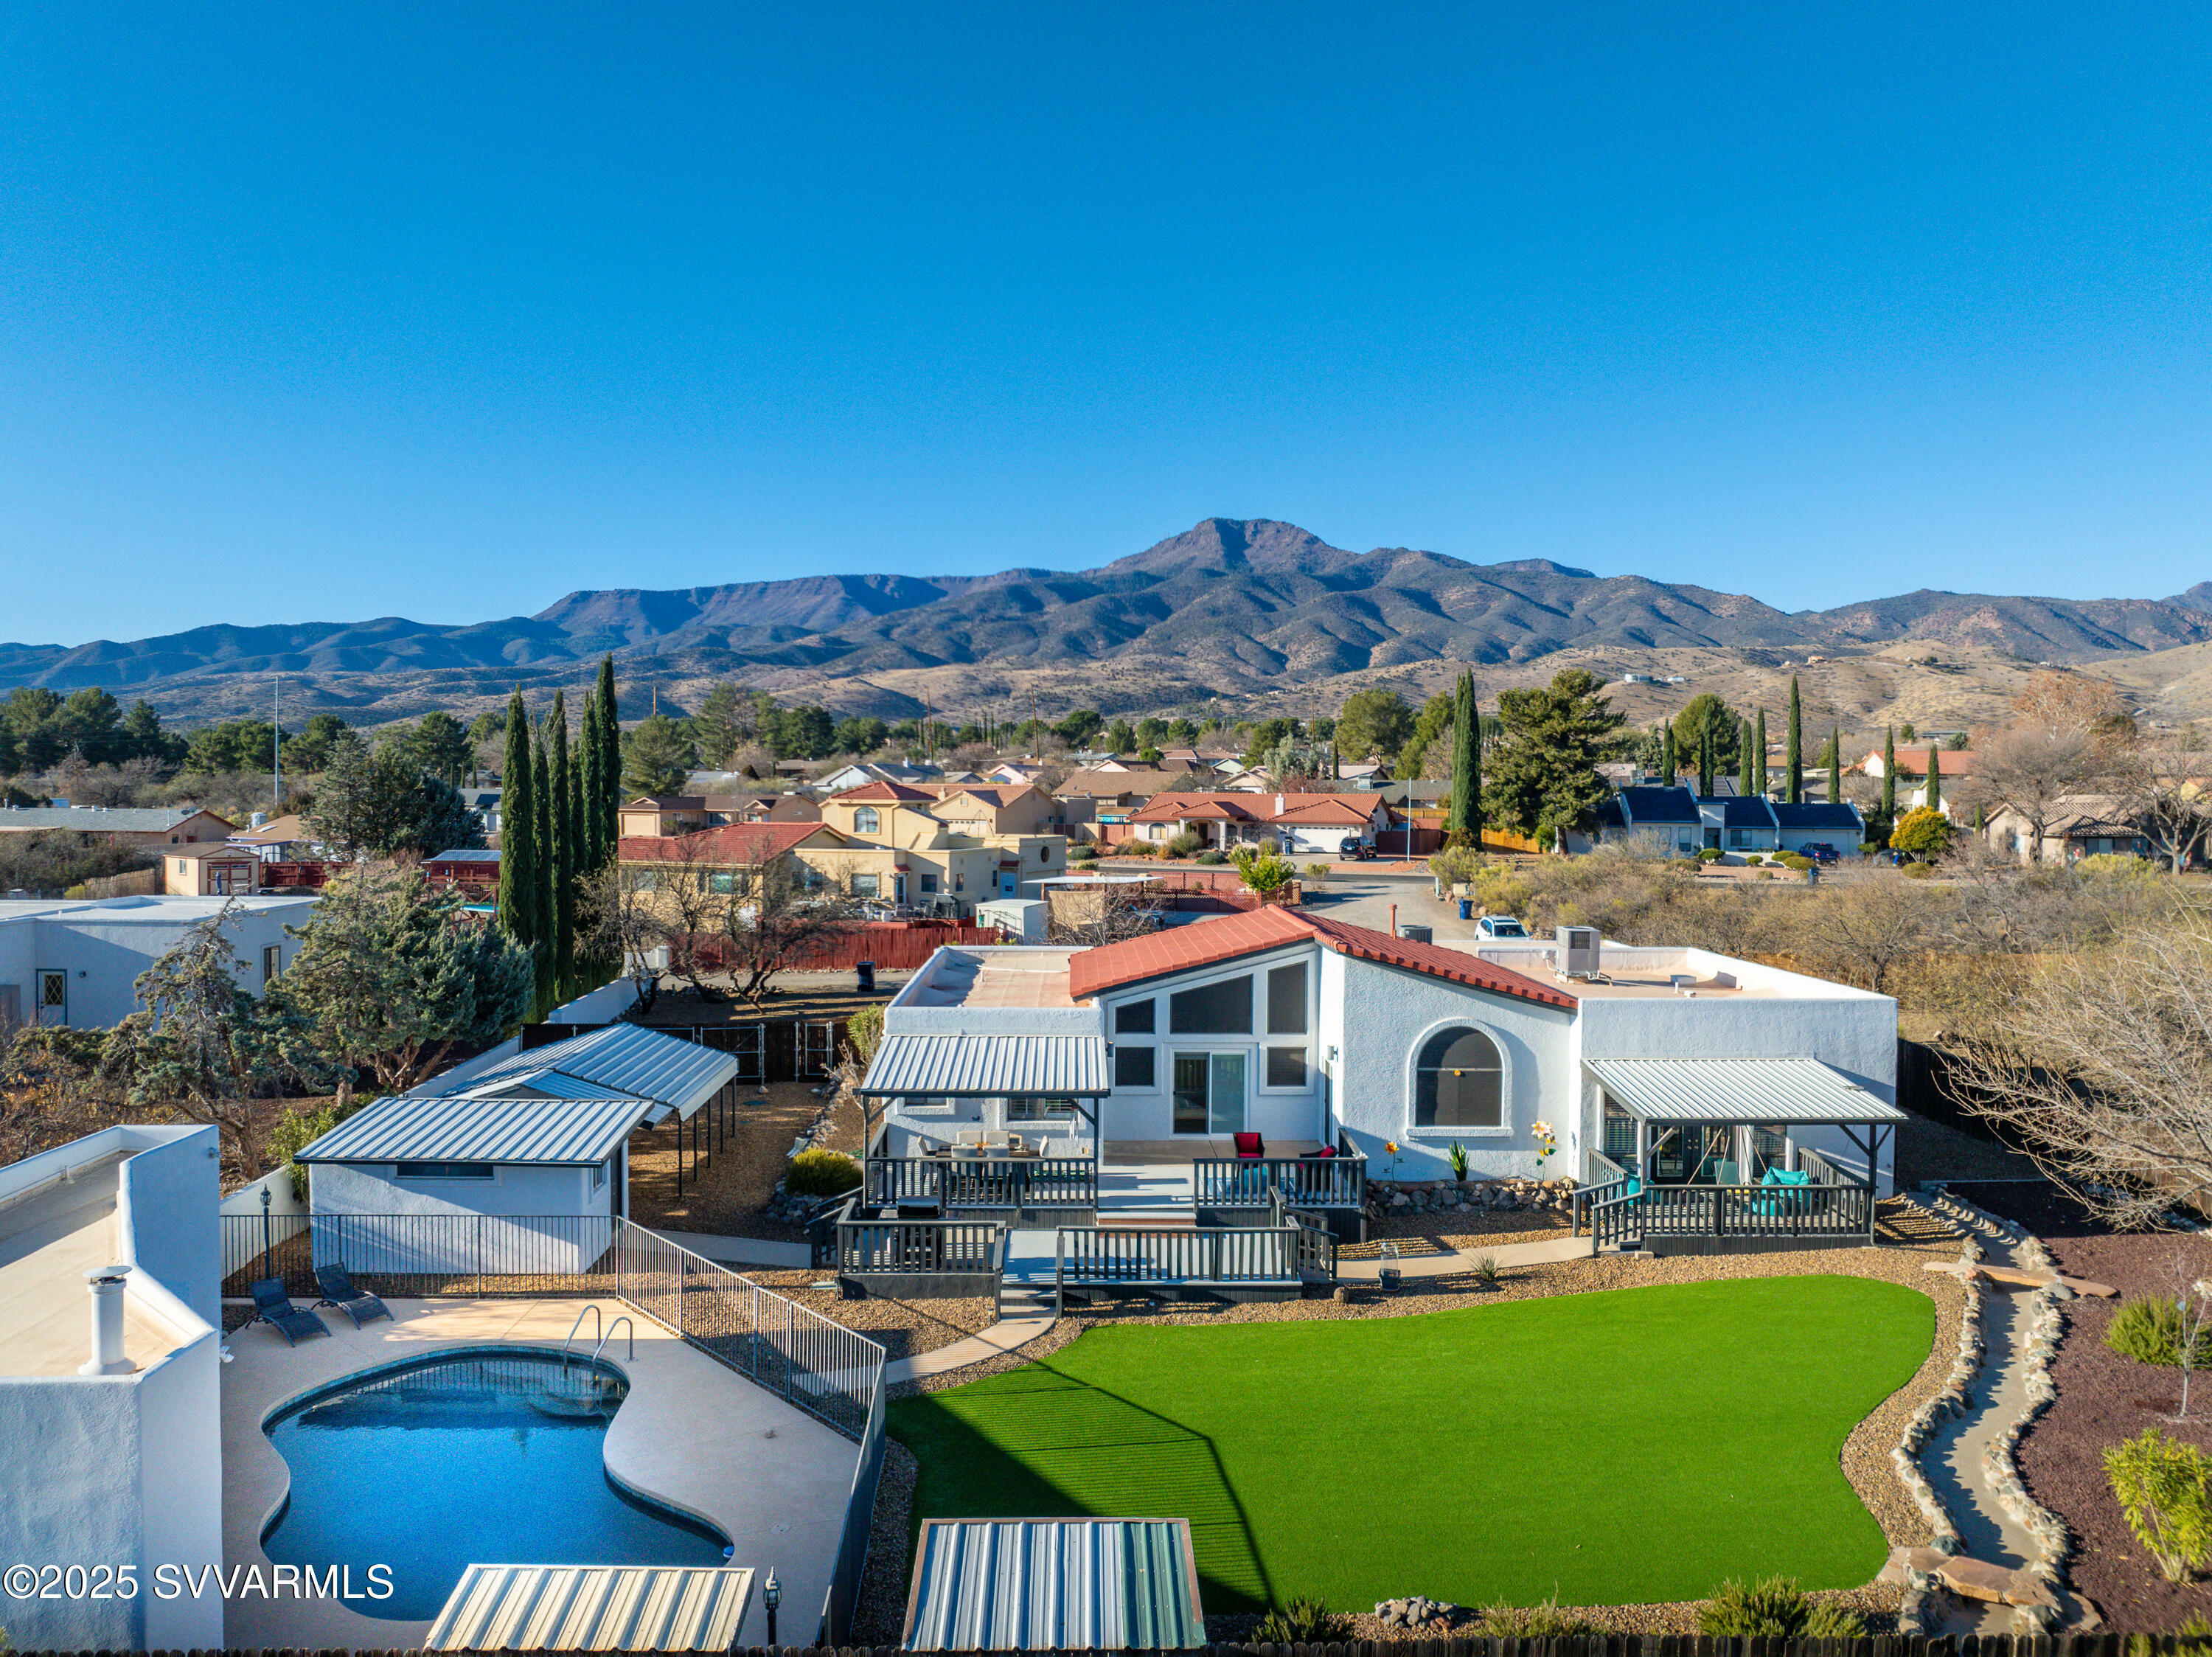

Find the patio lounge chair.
[
  {"left": 314, "top": 1264, "right": 391, "bottom": 1328},
  {"left": 1755, "top": 1167, "right": 1812, "bottom": 1217},
  {"left": 1232, "top": 1132, "right": 1265, "bottom": 1159},
  {"left": 249, "top": 1279, "right": 330, "bottom": 1346}
]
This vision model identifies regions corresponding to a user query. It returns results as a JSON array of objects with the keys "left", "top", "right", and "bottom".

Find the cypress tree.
[
  {"left": 1446, "top": 672, "right": 1477, "bottom": 847},
  {"left": 1698, "top": 702, "right": 1715, "bottom": 797},
  {"left": 595, "top": 656, "right": 621, "bottom": 852},
  {"left": 1786, "top": 677, "right": 1804, "bottom": 805},
  {"left": 1662, "top": 724, "right": 1677, "bottom": 788},
  {"left": 1828, "top": 725, "right": 1842, "bottom": 809},
  {"left": 549, "top": 690, "right": 575, "bottom": 1001},
  {"left": 532, "top": 720, "right": 555, "bottom": 1015},
  {"left": 1881, "top": 725, "right": 1897, "bottom": 828},
  {"left": 579, "top": 686, "right": 605, "bottom": 875},
  {"left": 1753, "top": 708, "right": 1768, "bottom": 796},
  {"left": 495, "top": 690, "right": 537, "bottom": 954},
  {"left": 1737, "top": 718, "right": 1753, "bottom": 797},
  {"left": 1925, "top": 743, "right": 1942, "bottom": 813}
]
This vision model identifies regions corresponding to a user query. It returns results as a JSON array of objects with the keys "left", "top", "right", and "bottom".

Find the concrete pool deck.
[{"left": 220, "top": 1296, "right": 860, "bottom": 1650}]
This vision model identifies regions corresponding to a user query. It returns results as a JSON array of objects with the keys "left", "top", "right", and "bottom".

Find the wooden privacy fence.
[
  {"left": 1898, "top": 1035, "right": 2006, "bottom": 1144},
  {"left": 19, "top": 1639, "right": 2212, "bottom": 1657},
  {"left": 688, "top": 920, "right": 1003, "bottom": 974}
]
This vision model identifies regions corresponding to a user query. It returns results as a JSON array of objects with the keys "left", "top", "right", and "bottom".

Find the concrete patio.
[{"left": 220, "top": 1295, "right": 856, "bottom": 1650}]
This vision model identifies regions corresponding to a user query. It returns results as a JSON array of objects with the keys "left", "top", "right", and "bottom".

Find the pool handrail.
[
  {"left": 560, "top": 1303, "right": 602, "bottom": 1362},
  {"left": 593, "top": 1315, "right": 635, "bottom": 1364}
]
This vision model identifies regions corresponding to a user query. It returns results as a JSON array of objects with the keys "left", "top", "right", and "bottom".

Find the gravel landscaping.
[
  {"left": 745, "top": 1270, "right": 996, "bottom": 1362},
  {"left": 2017, "top": 1226, "right": 2212, "bottom": 1631},
  {"left": 622, "top": 1079, "right": 864, "bottom": 1240}
]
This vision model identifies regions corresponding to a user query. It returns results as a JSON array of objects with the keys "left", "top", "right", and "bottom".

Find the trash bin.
[
  {"left": 1456, "top": 898, "right": 1473, "bottom": 920},
  {"left": 856, "top": 960, "right": 877, "bottom": 993}
]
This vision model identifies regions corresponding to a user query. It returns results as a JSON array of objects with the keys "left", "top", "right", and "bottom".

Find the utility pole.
[{"left": 271, "top": 674, "right": 282, "bottom": 810}]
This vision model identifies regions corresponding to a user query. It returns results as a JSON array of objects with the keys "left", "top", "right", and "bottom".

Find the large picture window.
[
  {"left": 1169, "top": 975, "right": 1251, "bottom": 1035},
  {"left": 1266, "top": 962, "right": 1307, "bottom": 1035},
  {"left": 1413, "top": 1027, "right": 1504, "bottom": 1128}
]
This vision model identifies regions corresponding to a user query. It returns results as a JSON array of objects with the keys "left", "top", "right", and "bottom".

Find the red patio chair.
[{"left": 1233, "top": 1132, "right": 1265, "bottom": 1158}]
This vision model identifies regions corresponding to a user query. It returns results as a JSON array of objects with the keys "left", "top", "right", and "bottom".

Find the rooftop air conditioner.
[{"left": 1557, "top": 925, "right": 1601, "bottom": 978}]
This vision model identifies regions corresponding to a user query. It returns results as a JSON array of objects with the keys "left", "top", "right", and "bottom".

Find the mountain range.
[{"left": 3, "top": 518, "right": 2207, "bottom": 721}]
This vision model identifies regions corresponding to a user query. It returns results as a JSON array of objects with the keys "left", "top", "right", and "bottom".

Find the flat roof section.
[
  {"left": 901, "top": 948, "right": 1083, "bottom": 1010},
  {"left": 0, "top": 1150, "right": 185, "bottom": 1378}
]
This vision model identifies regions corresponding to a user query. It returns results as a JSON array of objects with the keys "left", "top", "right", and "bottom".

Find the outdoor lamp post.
[{"left": 763, "top": 1570, "right": 780, "bottom": 1647}]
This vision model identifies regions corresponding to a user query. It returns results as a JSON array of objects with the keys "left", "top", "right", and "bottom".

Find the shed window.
[
  {"left": 1413, "top": 1028, "right": 1504, "bottom": 1128},
  {"left": 1265, "top": 962, "right": 1307, "bottom": 1035},
  {"left": 1114, "top": 998, "right": 1155, "bottom": 1035},
  {"left": 1115, "top": 1046, "right": 1156, "bottom": 1088},
  {"left": 1169, "top": 975, "right": 1251, "bottom": 1035},
  {"left": 853, "top": 807, "right": 880, "bottom": 834},
  {"left": 394, "top": 1161, "right": 495, "bottom": 1181}
]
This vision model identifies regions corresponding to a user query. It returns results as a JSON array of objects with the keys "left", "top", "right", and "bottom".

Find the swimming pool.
[{"left": 262, "top": 1349, "right": 730, "bottom": 1620}]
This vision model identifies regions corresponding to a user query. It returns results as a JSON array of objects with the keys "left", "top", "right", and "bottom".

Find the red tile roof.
[
  {"left": 1270, "top": 795, "right": 1382, "bottom": 826},
  {"left": 1130, "top": 792, "right": 1267, "bottom": 823},
  {"left": 832, "top": 781, "right": 937, "bottom": 802},
  {"left": 618, "top": 821, "right": 835, "bottom": 864},
  {"left": 1065, "top": 905, "right": 1575, "bottom": 1009}
]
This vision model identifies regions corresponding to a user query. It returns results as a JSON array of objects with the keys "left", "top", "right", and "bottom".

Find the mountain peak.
[{"left": 1107, "top": 518, "right": 1363, "bottom": 577}]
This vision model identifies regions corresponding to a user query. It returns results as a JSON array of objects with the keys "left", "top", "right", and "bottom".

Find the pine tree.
[
  {"left": 1737, "top": 718, "right": 1753, "bottom": 797},
  {"left": 594, "top": 655, "right": 621, "bottom": 853},
  {"left": 1828, "top": 724, "right": 1842, "bottom": 809},
  {"left": 1445, "top": 672, "right": 1478, "bottom": 848},
  {"left": 495, "top": 690, "right": 536, "bottom": 953},
  {"left": 1925, "top": 743, "right": 1942, "bottom": 813},
  {"left": 1662, "top": 724, "right": 1677, "bottom": 787},
  {"left": 1753, "top": 708, "right": 1768, "bottom": 796},
  {"left": 1786, "top": 677, "right": 1804, "bottom": 805},
  {"left": 1881, "top": 724, "right": 1897, "bottom": 828},
  {"left": 549, "top": 690, "right": 575, "bottom": 1001}
]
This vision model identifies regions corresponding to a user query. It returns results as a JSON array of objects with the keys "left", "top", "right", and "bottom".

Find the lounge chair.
[
  {"left": 1232, "top": 1132, "right": 1266, "bottom": 1159},
  {"left": 314, "top": 1264, "right": 391, "bottom": 1328},
  {"left": 250, "top": 1279, "right": 330, "bottom": 1346}
]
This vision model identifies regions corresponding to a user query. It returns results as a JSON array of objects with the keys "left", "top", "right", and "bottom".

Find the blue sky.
[{"left": 1, "top": 2, "right": 2205, "bottom": 645}]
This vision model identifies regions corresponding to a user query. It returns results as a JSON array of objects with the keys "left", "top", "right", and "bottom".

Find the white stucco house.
[
  {"left": 293, "top": 1024, "right": 742, "bottom": 1274},
  {"left": 0, "top": 894, "right": 320, "bottom": 1031},
  {"left": 0, "top": 1124, "right": 225, "bottom": 1650},
  {"left": 858, "top": 910, "right": 1901, "bottom": 1253}
]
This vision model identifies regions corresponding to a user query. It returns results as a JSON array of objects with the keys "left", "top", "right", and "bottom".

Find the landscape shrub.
[
  {"left": 2107, "top": 1428, "right": 2212, "bottom": 1582},
  {"left": 784, "top": 1147, "right": 862, "bottom": 1198},
  {"left": 1669, "top": 858, "right": 1702, "bottom": 872},
  {"left": 1481, "top": 1597, "right": 1596, "bottom": 1638},
  {"left": 1194, "top": 849, "right": 1227, "bottom": 865},
  {"left": 1304, "top": 862, "right": 1330, "bottom": 881},
  {"left": 1904, "top": 861, "right": 1936, "bottom": 880},
  {"left": 1742, "top": 853, "right": 1766, "bottom": 865},
  {"left": 844, "top": 1004, "right": 885, "bottom": 1063},
  {"left": 1067, "top": 843, "right": 1097, "bottom": 861},
  {"left": 267, "top": 1096, "right": 359, "bottom": 1202},
  {"left": 2107, "top": 1296, "right": 2212, "bottom": 1368},
  {"left": 1116, "top": 840, "right": 1155, "bottom": 858},
  {"left": 1695, "top": 847, "right": 1725, "bottom": 863},
  {"left": 1859, "top": 841, "right": 1883, "bottom": 856},
  {"left": 1778, "top": 853, "right": 1814, "bottom": 872},
  {"left": 1697, "top": 1577, "right": 1866, "bottom": 1638},
  {"left": 1164, "top": 829, "right": 1203, "bottom": 858},
  {"left": 1245, "top": 1597, "right": 1343, "bottom": 1644}
]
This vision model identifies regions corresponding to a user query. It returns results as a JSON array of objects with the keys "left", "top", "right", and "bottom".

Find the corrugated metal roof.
[
  {"left": 293, "top": 1091, "right": 655, "bottom": 1164},
  {"left": 903, "top": 1519, "right": 1205, "bottom": 1651},
  {"left": 456, "top": 1024, "right": 740, "bottom": 1119},
  {"left": 1585, "top": 1057, "right": 1907, "bottom": 1124},
  {"left": 0, "top": 805, "right": 223, "bottom": 833},
  {"left": 465, "top": 1068, "right": 678, "bottom": 1124},
  {"left": 427, "top": 1564, "right": 754, "bottom": 1651},
  {"left": 862, "top": 1034, "right": 1110, "bottom": 1097}
]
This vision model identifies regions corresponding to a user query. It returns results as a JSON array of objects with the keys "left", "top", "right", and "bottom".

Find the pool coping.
[{"left": 220, "top": 1296, "right": 858, "bottom": 1650}]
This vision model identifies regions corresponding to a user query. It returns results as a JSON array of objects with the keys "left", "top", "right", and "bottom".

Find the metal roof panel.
[
  {"left": 862, "top": 1034, "right": 1111, "bottom": 1097},
  {"left": 453, "top": 1024, "right": 740, "bottom": 1119},
  {"left": 426, "top": 1564, "right": 754, "bottom": 1652},
  {"left": 294, "top": 1091, "right": 655, "bottom": 1164},
  {"left": 1585, "top": 1056, "right": 1906, "bottom": 1124},
  {"left": 903, "top": 1519, "right": 1204, "bottom": 1651}
]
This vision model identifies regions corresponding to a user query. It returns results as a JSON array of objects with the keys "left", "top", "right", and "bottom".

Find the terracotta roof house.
[
  {"left": 1125, "top": 791, "right": 1391, "bottom": 853},
  {"left": 854, "top": 913, "right": 1902, "bottom": 1282},
  {"left": 0, "top": 805, "right": 235, "bottom": 847}
]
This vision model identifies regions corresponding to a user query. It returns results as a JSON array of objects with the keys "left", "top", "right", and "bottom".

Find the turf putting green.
[{"left": 888, "top": 1274, "right": 1933, "bottom": 1613}]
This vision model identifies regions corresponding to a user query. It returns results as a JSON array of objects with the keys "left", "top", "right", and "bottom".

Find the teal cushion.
[{"left": 1772, "top": 1169, "right": 1812, "bottom": 1187}]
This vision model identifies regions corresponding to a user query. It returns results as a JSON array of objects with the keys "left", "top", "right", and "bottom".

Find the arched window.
[
  {"left": 1413, "top": 1027, "right": 1504, "bottom": 1128},
  {"left": 853, "top": 807, "right": 880, "bottom": 835}
]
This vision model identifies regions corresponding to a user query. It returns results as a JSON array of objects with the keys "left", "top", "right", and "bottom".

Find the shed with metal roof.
[
  {"left": 901, "top": 1518, "right": 1206, "bottom": 1651},
  {"left": 453, "top": 1023, "right": 740, "bottom": 1121}
]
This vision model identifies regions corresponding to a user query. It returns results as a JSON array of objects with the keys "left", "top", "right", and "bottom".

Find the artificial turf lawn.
[{"left": 887, "top": 1275, "right": 1933, "bottom": 1613}]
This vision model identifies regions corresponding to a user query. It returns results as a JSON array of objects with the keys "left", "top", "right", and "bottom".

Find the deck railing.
[
  {"left": 833, "top": 1213, "right": 1004, "bottom": 1277},
  {"left": 1053, "top": 1224, "right": 1310, "bottom": 1309},
  {"left": 1587, "top": 1181, "right": 1875, "bottom": 1254},
  {"left": 1191, "top": 1143, "right": 1368, "bottom": 1210},
  {"left": 864, "top": 1153, "right": 1099, "bottom": 1212}
]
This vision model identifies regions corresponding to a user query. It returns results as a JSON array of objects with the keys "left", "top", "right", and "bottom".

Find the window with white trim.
[
  {"left": 1412, "top": 1027, "right": 1504, "bottom": 1128},
  {"left": 853, "top": 807, "right": 880, "bottom": 834}
]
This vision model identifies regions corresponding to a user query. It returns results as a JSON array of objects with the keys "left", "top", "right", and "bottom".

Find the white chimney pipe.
[{"left": 80, "top": 1265, "right": 135, "bottom": 1376}]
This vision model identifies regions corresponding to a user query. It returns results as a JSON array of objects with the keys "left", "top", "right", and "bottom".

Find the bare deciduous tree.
[
  {"left": 581, "top": 861, "right": 669, "bottom": 1014},
  {"left": 714, "top": 855, "right": 862, "bottom": 1005},
  {"left": 1951, "top": 923, "right": 2212, "bottom": 1228},
  {"left": 1967, "top": 720, "right": 2110, "bottom": 864},
  {"left": 1795, "top": 865, "right": 1947, "bottom": 995},
  {"left": 2120, "top": 727, "right": 2212, "bottom": 875},
  {"left": 1046, "top": 880, "right": 1166, "bottom": 945}
]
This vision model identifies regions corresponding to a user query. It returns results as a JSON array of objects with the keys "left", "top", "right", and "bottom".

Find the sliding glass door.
[{"left": 1171, "top": 1051, "right": 1246, "bottom": 1135}]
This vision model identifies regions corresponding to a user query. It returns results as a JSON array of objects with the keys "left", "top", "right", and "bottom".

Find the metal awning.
[
  {"left": 426, "top": 1563, "right": 754, "bottom": 1652},
  {"left": 903, "top": 1518, "right": 1206, "bottom": 1651},
  {"left": 1585, "top": 1057, "right": 1907, "bottom": 1125},
  {"left": 860, "top": 1034, "right": 1112, "bottom": 1097}
]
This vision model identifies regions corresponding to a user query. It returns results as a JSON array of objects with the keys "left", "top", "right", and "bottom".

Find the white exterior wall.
[
  {"left": 310, "top": 1159, "right": 614, "bottom": 1274},
  {"left": 1332, "top": 955, "right": 1577, "bottom": 1181},
  {"left": 0, "top": 1126, "right": 223, "bottom": 1651},
  {"left": 0, "top": 897, "right": 317, "bottom": 1030},
  {"left": 1777, "top": 819, "right": 1864, "bottom": 854}
]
